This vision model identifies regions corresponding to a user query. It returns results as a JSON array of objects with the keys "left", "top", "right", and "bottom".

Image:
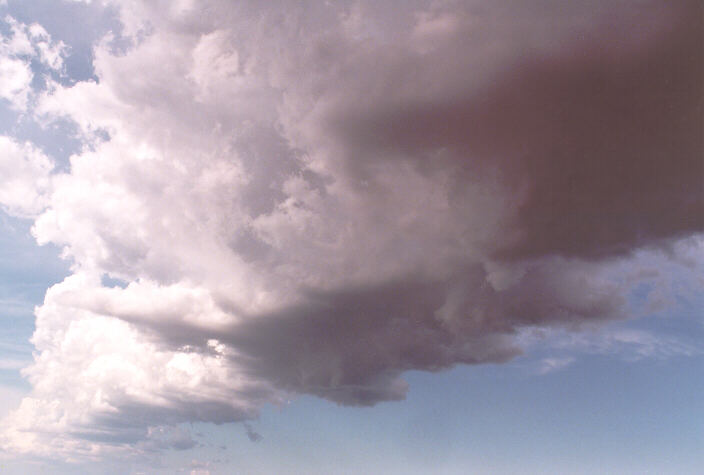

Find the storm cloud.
[{"left": 0, "top": 0, "right": 701, "bottom": 461}]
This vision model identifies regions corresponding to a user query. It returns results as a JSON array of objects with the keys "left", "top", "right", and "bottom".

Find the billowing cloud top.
[{"left": 0, "top": 0, "right": 701, "bottom": 462}]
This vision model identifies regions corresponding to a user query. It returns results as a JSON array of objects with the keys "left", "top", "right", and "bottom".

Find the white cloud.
[
  {"left": 0, "top": 15, "right": 68, "bottom": 110},
  {"left": 562, "top": 328, "right": 702, "bottom": 361},
  {"left": 536, "top": 356, "right": 576, "bottom": 375},
  {"left": 1, "top": 0, "right": 701, "bottom": 462},
  {"left": 0, "top": 55, "right": 32, "bottom": 110},
  {"left": 0, "top": 274, "right": 279, "bottom": 460},
  {"left": 519, "top": 324, "right": 703, "bottom": 365},
  {"left": 0, "top": 136, "right": 54, "bottom": 217},
  {"left": 0, "top": 385, "right": 26, "bottom": 421},
  {"left": 0, "top": 359, "right": 30, "bottom": 370}
]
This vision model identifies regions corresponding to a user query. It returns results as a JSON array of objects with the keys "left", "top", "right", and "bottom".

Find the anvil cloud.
[{"left": 0, "top": 0, "right": 701, "bottom": 461}]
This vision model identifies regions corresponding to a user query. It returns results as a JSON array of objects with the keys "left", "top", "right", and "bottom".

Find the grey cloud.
[
  {"left": 232, "top": 263, "right": 622, "bottom": 405},
  {"left": 243, "top": 422, "right": 262, "bottom": 443},
  {"left": 301, "top": 0, "right": 702, "bottom": 261},
  {"left": 3, "top": 0, "right": 702, "bottom": 459},
  {"left": 82, "top": 261, "right": 623, "bottom": 407},
  {"left": 128, "top": 260, "right": 620, "bottom": 406}
]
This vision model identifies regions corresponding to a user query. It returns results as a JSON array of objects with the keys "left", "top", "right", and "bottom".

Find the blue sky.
[{"left": 0, "top": 1, "right": 702, "bottom": 473}]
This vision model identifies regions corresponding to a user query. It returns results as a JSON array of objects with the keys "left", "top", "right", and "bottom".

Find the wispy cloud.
[
  {"left": 536, "top": 357, "right": 576, "bottom": 375},
  {"left": 520, "top": 325, "right": 703, "bottom": 366},
  {"left": 0, "top": 358, "right": 30, "bottom": 371}
]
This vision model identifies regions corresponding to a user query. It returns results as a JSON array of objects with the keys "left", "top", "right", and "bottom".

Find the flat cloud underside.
[
  {"left": 1, "top": 0, "right": 701, "bottom": 460},
  {"left": 224, "top": 262, "right": 624, "bottom": 405},
  {"left": 82, "top": 259, "right": 622, "bottom": 408}
]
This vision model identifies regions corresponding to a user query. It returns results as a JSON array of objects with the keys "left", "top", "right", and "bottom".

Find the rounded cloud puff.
[{"left": 1, "top": 0, "right": 701, "bottom": 460}]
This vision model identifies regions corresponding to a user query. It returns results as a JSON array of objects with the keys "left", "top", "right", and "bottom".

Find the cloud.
[
  {"left": 292, "top": 0, "right": 702, "bottom": 261},
  {"left": 536, "top": 357, "right": 575, "bottom": 375},
  {"left": 549, "top": 327, "right": 703, "bottom": 362},
  {"left": 243, "top": 422, "right": 262, "bottom": 443},
  {"left": 141, "top": 426, "right": 197, "bottom": 451},
  {"left": 0, "top": 358, "right": 30, "bottom": 370},
  {"left": 0, "top": 385, "right": 25, "bottom": 421},
  {"left": 0, "top": 55, "right": 32, "bottom": 110},
  {"left": 0, "top": 136, "right": 54, "bottom": 217},
  {"left": 1, "top": 0, "right": 701, "bottom": 462},
  {"left": 0, "top": 15, "right": 68, "bottom": 110}
]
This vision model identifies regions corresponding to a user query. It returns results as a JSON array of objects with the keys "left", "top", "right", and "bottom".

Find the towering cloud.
[{"left": 1, "top": 0, "right": 701, "bottom": 461}]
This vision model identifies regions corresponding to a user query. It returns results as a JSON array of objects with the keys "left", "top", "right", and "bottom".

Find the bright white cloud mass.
[{"left": 0, "top": 0, "right": 701, "bottom": 465}]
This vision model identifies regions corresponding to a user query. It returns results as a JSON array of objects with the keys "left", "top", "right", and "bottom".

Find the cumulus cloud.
[
  {"left": 0, "top": 15, "right": 67, "bottom": 110},
  {"left": 0, "top": 136, "right": 54, "bottom": 217},
  {"left": 1, "top": 0, "right": 701, "bottom": 461}
]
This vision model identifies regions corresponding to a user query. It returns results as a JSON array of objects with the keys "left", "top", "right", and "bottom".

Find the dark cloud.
[
  {"left": 311, "top": 0, "right": 703, "bottom": 261},
  {"left": 3, "top": 0, "right": 701, "bottom": 459},
  {"left": 96, "top": 262, "right": 623, "bottom": 407},
  {"left": 220, "top": 259, "right": 622, "bottom": 405}
]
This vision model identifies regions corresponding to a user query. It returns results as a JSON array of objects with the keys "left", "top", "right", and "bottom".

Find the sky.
[{"left": 0, "top": 0, "right": 701, "bottom": 473}]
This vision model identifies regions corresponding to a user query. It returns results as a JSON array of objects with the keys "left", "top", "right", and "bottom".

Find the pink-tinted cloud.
[{"left": 1, "top": 0, "right": 701, "bottom": 461}]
